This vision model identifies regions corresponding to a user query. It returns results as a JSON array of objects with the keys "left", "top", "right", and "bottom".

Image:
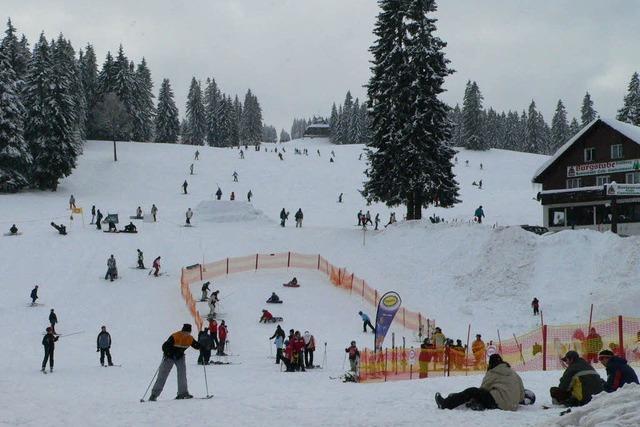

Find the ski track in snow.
[{"left": 0, "top": 139, "right": 638, "bottom": 426}]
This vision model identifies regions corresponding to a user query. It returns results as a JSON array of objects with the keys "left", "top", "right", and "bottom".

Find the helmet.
[{"left": 522, "top": 389, "right": 536, "bottom": 405}]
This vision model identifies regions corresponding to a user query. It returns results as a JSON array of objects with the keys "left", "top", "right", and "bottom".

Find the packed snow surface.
[{"left": 0, "top": 139, "right": 638, "bottom": 426}]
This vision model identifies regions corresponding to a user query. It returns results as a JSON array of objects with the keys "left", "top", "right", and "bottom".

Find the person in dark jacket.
[
  {"left": 279, "top": 209, "right": 289, "bottom": 227},
  {"left": 550, "top": 350, "right": 603, "bottom": 406},
  {"left": 30, "top": 285, "right": 39, "bottom": 305},
  {"left": 41, "top": 326, "right": 59, "bottom": 372},
  {"left": 270, "top": 325, "right": 286, "bottom": 364},
  {"left": 9, "top": 224, "right": 18, "bottom": 234},
  {"left": 96, "top": 209, "right": 103, "bottom": 230},
  {"left": 149, "top": 324, "right": 200, "bottom": 401},
  {"left": 96, "top": 325, "right": 113, "bottom": 366},
  {"left": 182, "top": 180, "right": 188, "bottom": 194},
  {"left": 598, "top": 349, "right": 639, "bottom": 392},
  {"left": 475, "top": 206, "right": 485, "bottom": 224},
  {"left": 197, "top": 328, "right": 212, "bottom": 365},
  {"left": 531, "top": 298, "right": 539, "bottom": 316},
  {"left": 345, "top": 341, "right": 360, "bottom": 372},
  {"left": 294, "top": 209, "right": 303, "bottom": 228},
  {"left": 137, "top": 249, "right": 145, "bottom": 269},
  {"left": 215, "top": 187, "right": 222, "bottom": 200},
  {"left": 49, "top": 309, "right": 58, "bottom": 334},
  {"left": 201, "top": 281, "right": 211, "bottom": 302}
]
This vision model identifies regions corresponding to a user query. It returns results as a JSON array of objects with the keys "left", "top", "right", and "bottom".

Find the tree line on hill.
[{"left": 0, "top": 19, "right": 267, "bottom": 193}]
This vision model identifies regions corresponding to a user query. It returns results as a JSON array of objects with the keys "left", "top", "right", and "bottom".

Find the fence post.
[
  {"left": 199, "top": 265, "right": 203, "bottom": 281},
  {"left": 384, "top": 349, "right": 388, "bottom": 382},
  {"left": 542, "top": 325, "right": 547, "bottom": 371},
  {"left": 255, "top": 254, "right": 259, "bottom": 270},
  {"left": 287, "top": 252, "right": 291, "bottom": 268},
  {"left": 403, "top": 308, "right": 406, "bottom": 328},
  {"left": 618, "top": 315, "right": 625, "bottom": 357},
  {"left": 226, "top": 257, "right": 229, "bottom": 275},
  {"left": 317, "top": 254, "right": 320, "bottom": 270}
]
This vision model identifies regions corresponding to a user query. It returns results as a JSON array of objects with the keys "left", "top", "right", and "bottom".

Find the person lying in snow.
[
  {"left": 283, "top": 277, "right": 299, "bottom": 287},
  {"left": 259, "top": 309, "right": 274, "bottom": 323},
  {"left": 435, "top": 354, "right": 524, "bottom": 411}
]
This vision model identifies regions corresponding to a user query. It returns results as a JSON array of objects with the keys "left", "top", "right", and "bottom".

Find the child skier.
[
  {"left": 152, "top": 256, "right": 161, "bottom": 277},
  {"left": 345, "top": 341, "right": 360, "bottom": 372},
  {"left": 137, "top": 249, "right": 145, "bottom": 269}
]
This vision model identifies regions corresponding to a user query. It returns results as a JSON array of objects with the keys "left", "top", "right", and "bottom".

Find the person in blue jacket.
[
  {"left": 598, "top": 350, "right": 639, "bottom": 392},
  {"left": 358, "top": 311, "right": 375, "bottom": 333},
  {"left": 474, "top": 206, "right": 485, "bottom": 224}
]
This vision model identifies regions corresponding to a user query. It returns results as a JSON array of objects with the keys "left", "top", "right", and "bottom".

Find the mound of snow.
[
  {"left": 195, "top": 200, "right": 269, "bottom": 223},
  {"left": 548, "top": 383, "right": 640, "bottom": 427}
]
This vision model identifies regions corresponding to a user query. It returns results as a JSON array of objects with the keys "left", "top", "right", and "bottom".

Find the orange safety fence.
[
  {"left": 359, "top": 315, "right": 640, "bottom": 383},
  {"left": 178, "top": 252, "right": 435, "bottom": 335}
]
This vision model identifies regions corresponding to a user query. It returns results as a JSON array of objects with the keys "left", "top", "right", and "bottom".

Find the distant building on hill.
[
  {"left": 533, "top": 118, "right": 640, "bottom": 235},
  {"left": 303, "top": 122, "right": 331, "bottom": 138}
]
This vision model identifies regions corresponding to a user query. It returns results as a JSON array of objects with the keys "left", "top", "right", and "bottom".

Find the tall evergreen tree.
[
  {"left": 132, "top": 57, "right": 154, "bottom": 141},
  {"left": 329, "top": 103, "right": 339, "bottom": 143},
  {"left": 203, "top": 77, "right": 221, "bottom": 146},
  {"left": 0, "top": 19, "right": 31, "bottom": 84},
  {"left": 462, "top": 81, "right": 486, "bottom": 150},
  {"left": 154, "top": 78, "right": 179, "bottom": 143},
  {"left": 449, "top": 103, "right": 463, "bottom": 147},
  {"left": 55, "top": 35, "right": 86, "bottom": 142},
  {"left": 617, "top": 72, "right": 640, "bottom": 125},
  {"left": 550, "top": 99, "right": 569, "bottom": 153},
  {"left": 348, "top": 98, "right": 362, "bottom": 144},
  {"left": 232, "top": 95, "right": 242, "bottom": 146},
  {"left": 240, "top": 89, "right": 262, "bottom": 144},
  {"left": 97, "top": 51, "right": 117, "bottom": 96},
  {"left": 364, "top": 0, "right": 458, "bottom": 220},
  {"left": 279, "top": 128, "right": 291, "bottom": 142},
  {"left": 569, "top": 117, "right": 581, "bottom": 138},
  {"left": 580, "top": 91, "right": 597, "bottom": 126},
  {"left": 525, "top": 101, "right": 546, "bottom": 154},
  {"left": 184, "top": 77, "right": 206, "bottom": 145},
  {"left": 0, "top": 49, "right": 30, "bottom": 191},
  {"left": 79, "top": 44, "right": 99, "bottom": 138}
]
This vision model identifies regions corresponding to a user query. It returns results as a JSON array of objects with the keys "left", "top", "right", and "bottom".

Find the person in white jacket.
[{"left": 435, "top": 354, "right": 524, "bottom": 411}]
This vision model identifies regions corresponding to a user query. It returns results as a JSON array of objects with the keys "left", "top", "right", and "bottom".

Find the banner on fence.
[{"left": 374, "top": 291, "right": 402, "bottom": 351}]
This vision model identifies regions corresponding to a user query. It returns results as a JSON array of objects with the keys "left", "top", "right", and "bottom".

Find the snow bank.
[
  {"left": 547, "top": 384, "right": 640, "bottom": 427},
  {"left": 195, "top": 200, "right": 269, "bottom": 223}
]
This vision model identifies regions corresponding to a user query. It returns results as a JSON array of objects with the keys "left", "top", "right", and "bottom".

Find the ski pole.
[
  {"left": 57, "top": 331, "right": 85, "bottom": 338},
  {"left": 342, "top": 351, "right": 347, "bottom": 371},
  {"left": 202, "top": 362, "right": 212, "bottom": 398},
  {"left": 323, "top": 342, "right": 327, "bottom": 369},
  {"left": 269, "top": 339, "right": 273, "bottom": 358},
  {"left": 140, "top": 358, "right": 162, "bottom": 402}
]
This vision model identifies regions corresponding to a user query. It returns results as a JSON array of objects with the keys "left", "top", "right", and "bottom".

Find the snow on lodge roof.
[
  {"left": 532, "top": 117, "right": 640, "bottom": 183},
  {"left": 307, "top": 123, "right": 330, "bottom": 128}
]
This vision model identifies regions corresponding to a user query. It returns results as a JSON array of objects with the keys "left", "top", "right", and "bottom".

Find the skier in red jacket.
[
  {"left": 259, "top": 309, "right": 274, "bottom": 323},
  {"left": 152, "top": 256, "right": 161, "bottom": 277},
  {"left": 217, "top": 320, "right": 228, "bottom": 355},
  {"left": 293, "top": 331, "right": 306, "bottom": 372}
]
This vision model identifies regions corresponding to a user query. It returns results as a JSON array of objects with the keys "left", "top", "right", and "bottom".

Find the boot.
[
  {"left": 149, "top": 394, "right": 158, "bottom": 402},
  {"left": 176, "top": 393, "right": 193, "bottom": 400},
  {"left": 435, "top": 393, "right": 444, "bottom": 409}
]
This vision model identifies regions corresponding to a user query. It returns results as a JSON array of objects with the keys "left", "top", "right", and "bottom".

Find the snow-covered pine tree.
[
  {"left": 550, "top": 100, "right": 569, "bottom": 153},
  {"left": 580, "top": 92, "right": 597, "bottom": 127},
  {"left": 279, "top": 128, "right": 291, "bottom": 142},
  {"left": 525, "top": 101, "right": 546, "bottom": 154},
  {"left": 185, "top": 77, "right": 206, "bottom": 145},
  {"left": 204, "top": 77, "right": 221, "bottom": 146},
  {"left": 240, "top": 89, "right": 262, "bottom": 144},
  {"left": 348, "top": 98, "right": 362, "bottom": 144},
  {"left": 329, "top": 103, "right": 339, "bottom": 143},
  {"left": 334, "top": 105, "right": 344, "bottom": 144},
  {"left": 569, "top": 117, "right": 581, "bottom": 138},
  {"left": 449, "top": 103, "right": 463, "bottom": 147},
  {"left": 262, "top": 125, "right": 277, "bottom": 143},
  {"left": 0, "top": 19, "right": 31, "bottom": 86},
  {"left": 358, "top": 101, "right": 371, "bottom": 144},
  {"left": 154, "top": 78, "right": 179, "bottom": 143},
  {"left": 79, "top": 44, "right": 99, "bottom": 139},
  {"left": 617, "top": 72, "right": 640, "bottom": 125},
  {"left": 132, "top": 58, "right": 154, "bottom": 141},
  {"left": 55, "top": 35, "right": 86, "bottom": 142},
  {"left": 97, "top": 51, "right": 117, "bottom": 98},
  {"left": 0, "top": 49, "right": 30, "bottom": 192},
  {"left": 483, "top": 107, "right": 499, "bottom": 149},
  {"left": 462, "top": 81, "right": 486, "bottom": 150},
  {"left": 232, "top": 95, "right": 242, "bottom": 146}
]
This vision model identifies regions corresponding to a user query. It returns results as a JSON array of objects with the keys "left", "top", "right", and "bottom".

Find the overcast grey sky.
[{"left": 4, "top": 1, "right": 640, "bottom": 133}]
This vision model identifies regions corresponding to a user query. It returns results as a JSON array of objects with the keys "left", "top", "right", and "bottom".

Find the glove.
[{"left": 97, "top": 349, "right": 100, "bottom": 352}]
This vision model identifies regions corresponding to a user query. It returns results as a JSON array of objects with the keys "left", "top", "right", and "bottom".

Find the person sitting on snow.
[
  {"left": 9, "top": 224, "right": 18, "bottom": 235},
  {"left": 597, "top": 349, "right": 639, "bottom": 392},
  {"left": 259, "top": 309, "right": 274, "bottom": 323},
  {"left": 50, "top": 222, "right": 67, "bottom": 235},
  {"left": 550, "top": 350, "right": 603, "bottom": 407},
  {"left": 123, "top": 222, "right": 136, "bottom": 233},
  {"left": 435, "top": 354, "right": 524, "bottom": 411},
  {"left": 284, "top": 277, "right": 298, "bottom": 287},
  {"left": 107, "top": 220, "right": 117, "bottom": 232},
  {"left": 267, "top": 292, "right": 281, "bottom": 303}
]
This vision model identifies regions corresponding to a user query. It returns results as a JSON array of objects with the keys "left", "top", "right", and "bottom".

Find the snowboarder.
[
  {"left": 597, "top": 349, "right": 639, "bottom": 392},
  {"left": 232, "top": 171, "right": 238, "bottom": 182},
  {"left": 190, "top": 163, "right": 194, "bottom": 175},
  {"left": 550, "top": 351, "right": 603, "bottom": 407},
  {"left": 374, "top": 213, "right": 380, "bottom": 230},
  {"left": 294, "top": 209, "right": 303, "bottom": 228},
  {"left": 107, "top": 219, "right": 117, "bottom": 232},
  {"left": 230, "top": 192, "right": 235, "bottom": 201},
  {"left": 304, "top": 331, "right": 316, "bottom": 368},
  {"left": 197, "top": 328, "right": 212, "bottom": 365},
  {"left": 69, "top": 194, "right": 76, "bottom": 210},
  {"left": 151, "top": 204, "right": 158, "bottom": 222},
  {"left": 96, "top": 209, "right": 103, "bottom": 230},
  {"left": 474, "top": 205, "right": 485, "bottom": 224},
  {"left": 358, "top": 311, "right": 375, "bottom": 333},
  {"left": 215, "top": 187, "right": 222, "bottom": 200},
  {"left": 185, "top": 208, "right": 193, "bottom": 225},
  {"left": 531, "top": 298, "right": 539, "bottom": 316},
  {"left": 471, "top": 334, "right": 486, "bottom": 369},
  {"left": 9, "top": 224, "right": 18, "bottom": 235},
  {"left": 105, "top": 255, "right": 118, "bottom": 281},
  {"left": 137, "top": 249, "right": 145, "bottom": 269},
  {"left": 123, "top": 222, "right": 136, "bottom": 233},
  {"left": 279, "top": 209, "right": 289, "bottom": 227},
  {"left": 41, "top": 327, "right": 59, "bottom": 373},
  {"left": 91, "top": 205, "right": 96, "bottom": 224},
  {"left": 136, "top": 206, "right": 143, "bottom": 219},
  {"left": 435, "top": 354, "right": 524, "bottom": 411},
  {"left": 50, "top": 222, "right": 67, "bottom": 235},
  {"left": 96, "top": 326, "right": 113, "bottom": 366},
  {"left": 49, "top": 309, "right": 58, "bottom": 334},
  {"left": 338, "top": 193, "right": 343, "bottom": 203},
  {"left": 30, "top": 285, "right": 39, "bottom": 305},
  {"left": 201, "top": 281, "right": 210, "bottom": 302},
  {"left": 194, "top": 150, "right": 200, "bottom": 160},
  {"left": 182, "top": 180, "right": 188, "bottom": 194},
  {"left": 148, "top": 324, "right": 201, "bottom": 401},
  {"left": 283, "top": 277, "right": 299, "bottom": 287},
  {"left": 152, "top": 256, "right": 161, "bottom": 277},
  {"left": 247, "top": 190, "right": 253, "bottom": 202},
  {"left": 217, "top": 320, "right": 228, "bottom": 356},
  {"left": 345, "top": 341, "right": 360, "bottom": 372},
  {"left": 259, "top": 309, "right": 274, "bottom": 323},
  {"left": 267, "top": 292, "right": 281, "bottom": 303}
]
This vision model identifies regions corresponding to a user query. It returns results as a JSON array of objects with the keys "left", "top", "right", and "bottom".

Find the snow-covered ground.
[{"left": 0, "top": 139, "right": 637, "bottom": 426}]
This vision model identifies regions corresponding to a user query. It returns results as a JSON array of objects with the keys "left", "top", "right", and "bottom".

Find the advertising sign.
[
  {"left": 567, "top": 159, "right": 640, "bottom": 177},
  {"left": 374, "top": 291, "right": 402, "bottom": 351}
]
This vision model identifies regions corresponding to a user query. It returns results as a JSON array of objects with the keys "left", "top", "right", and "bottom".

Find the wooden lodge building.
[
  {"left": 532, "top": 118, "right": 640, "bottom": 235},
  {"left": 303, "top": 122, "right": 331, "bottom": 138}
]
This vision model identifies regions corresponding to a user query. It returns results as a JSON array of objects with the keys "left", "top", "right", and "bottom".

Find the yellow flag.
[{"left": 72, "top": 207, "right": 83, "bottom": 214}]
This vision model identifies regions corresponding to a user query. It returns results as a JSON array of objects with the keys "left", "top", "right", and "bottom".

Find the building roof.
[
  {"left": 531, "top": 118, "right": 640, "bottom": 183},
  {"left": 306, "top": 123, "right": 330, "bottom": 129}
]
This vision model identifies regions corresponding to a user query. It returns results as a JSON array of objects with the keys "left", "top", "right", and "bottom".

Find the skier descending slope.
[
  {"left": 149, "top": 324, "right": 200, "bottom": 401},
  {"left": 30, "top": 285, "right": 39, "bottom": 305}
]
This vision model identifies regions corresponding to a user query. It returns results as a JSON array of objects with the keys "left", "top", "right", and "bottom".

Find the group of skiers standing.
[
  {"left": 269, "top": 325, "right": 317, "bottom": 372},
  {"left": 279, "top": 208, "right": 304, "bottom": 227}
]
